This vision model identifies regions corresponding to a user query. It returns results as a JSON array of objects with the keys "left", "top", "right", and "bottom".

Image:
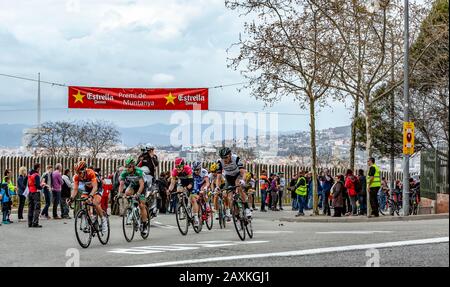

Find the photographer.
[{"left": 138, "top": 147, "right": 159, "bottom": 178}]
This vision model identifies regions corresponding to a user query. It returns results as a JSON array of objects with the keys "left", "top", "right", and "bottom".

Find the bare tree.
[
  {"left": 226, "top": 0, "right": 342, "bottom": 214},
  {"left": 84, "top": 120, "right": 121, "bottom": 158},
  {"left": 308, "top": 0, "right": 429, "bottom": 163}
]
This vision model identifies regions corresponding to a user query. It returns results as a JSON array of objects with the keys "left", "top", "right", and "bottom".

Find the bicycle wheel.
[
  {"left": 74, "top": 209, "right": 92, "bottom": 249},
  {"left": 122, "top": 208, "right": 135, "bottom": 242},
  {"left": 141, "top": 208, "right": 151, "bottom": 240},
  {"left": 232, "top": 203, "right": 246, "bottom": 241},
  {"left": 193, "top": 207, "right": 203, "bottom": 234},
  {"left": 205, "top": 202, "right": 214, "bottom": 230},
  {"left": 218, "top": 202, "right": 225, "bottom": 229},
  {"left": 176, "top": 202, "right": 189, "bottom": 235},
  {"left": 245, "top": 218, "right": 253, "bottom": 239},
  {"left": 97, "top": 214, "right": 110, "bottom": 245}
]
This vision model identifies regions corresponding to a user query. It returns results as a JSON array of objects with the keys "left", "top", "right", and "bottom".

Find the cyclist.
[
  {"left": 168, "top": 157, "right": 194, "bottom": 216},
  {"left": 210, "top": 162, "right": 226, "bottom": 220},
  {"left": 69, "top": 161, "right": 107, "bottom": 233},
  {"left": 191, "top": 161, "right": 210, "bottom": 226},
  {"left": 215, "top": 147, "right": 251, "bottom": 219},
  {"left": 118, "top": 157, "right": 149, "bottom": 233}
]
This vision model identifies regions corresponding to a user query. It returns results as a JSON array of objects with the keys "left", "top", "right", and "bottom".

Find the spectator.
[
  {"left": 51, "top": 163, "right": 64, "bottom": 219},
  {"left": 270, "top": 174, "right": 279, "bottom": 211},
  {"left": 331, "top": 175, "right": 345, "bottom": 217},
  {"left": 289, "top": 174, "right": 299, "bottom": 211},
  {"left": 306, "top": 172, "right": 313, "bottom": 210},
  {"left": 17, "top": 166, "right": 28, "bottom": 222},
  {"left": 259, "top": 170, "right": 270, "bottom": 212},
  {"left": 345, "top": 169, "right": 359, "bottom": 216},
  {"left": 138, "top": 147, "right": 159, "bottom": 178},
  {"left": 40, "top": 165, "right": 53, "bottom": 220},
  {"left": 320, "top": 169, "right": 333, "bottom": 216},
  {"left": 394, "top": 180, "right": 403, "bottom": 204},
  {"left": 277, "top": 172, "right": 285, "bottom": 210},
  {"left": 2, "top": 169, "right": 16, "bottom": 196},
  {"left": 250, "top": 173, "right": 257, "bottom": 211},
  {"left": 28, "top": 163, "right": 43, "bottom": 228},
  {"left": 61, "top": 169, "right": 72, "bottom": 219},
  {"left": 156, "top": 171, "right": 169, "bottom": 214},
  {"left": 111, "top": 166, "right": 124, "bottom": 216},
  {"left": 358, "top": 169, "right": 367, "bottom": 215},
  {"left": 367, "top": 157, "right": 381, "bottom": 217},
  {"left": 294, "top": 171, "right": 308, "bottom": 216},
  {"left": 1, "top": 178, "right": 14, "bottom": 224},
  {"left": 379, "top": 177, "right": 389, "bottom": 212}
]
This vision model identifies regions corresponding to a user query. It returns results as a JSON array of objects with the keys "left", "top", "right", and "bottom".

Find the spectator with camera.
[{"left": 138, "top": 146, "right": 159, "bottom": 178}]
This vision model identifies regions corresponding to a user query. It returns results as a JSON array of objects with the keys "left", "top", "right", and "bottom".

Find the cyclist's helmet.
[
  {"left": 209, "top": 162, "right": 219, "bottom": 173},
  {"left": 145, "top": 146, "right": 154, "bottom": 152},
  {"left": 175, "top": 157, "right": 185, "bottom": 168},
  {"left": 125, "top": 157, "right": 136, "bottom": 167},
  {"left": 219, "top": 147, "right": 232, "bottom": 159},
  {"left": 75, "top": 161, "right": 87, "bottom": 173},
  {"left": 192, "top": 161, "right": 202, "bottom": 171}
]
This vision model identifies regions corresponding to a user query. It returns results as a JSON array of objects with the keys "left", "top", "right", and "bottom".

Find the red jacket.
[{"left": 345, "top": 175, "right": 357, "bottom": 197}]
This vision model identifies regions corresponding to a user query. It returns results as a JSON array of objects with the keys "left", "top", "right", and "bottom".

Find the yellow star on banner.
[
  {"left": 165, "top": 92, "right": 176, "bottom": 105},
  {"left": 73, "top": 91, "right": 85, "bottom": 104}
]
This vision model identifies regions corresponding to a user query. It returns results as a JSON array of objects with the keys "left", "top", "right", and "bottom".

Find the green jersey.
[{"left": 120, "top": 167, "right": 144, "bottom": 189}]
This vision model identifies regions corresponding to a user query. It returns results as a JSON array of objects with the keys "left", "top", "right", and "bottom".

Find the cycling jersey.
[
  {"left": 193, "top": 168, "right": 208, "bottom": 194},
  {"left": 120, "top": 167, "right": 144, "bottom": 190},
  {"left": 171, "top": 165, "right": 193, "bottom": 189},
  {"left": 209, "top": 172, "right": 225, "bottom": 188},
  {"left": 217, "top": 154, "right": 244, "bottom": 177},
  {"left": 74, "top": 169, "right": 102, "bottom": 195}
]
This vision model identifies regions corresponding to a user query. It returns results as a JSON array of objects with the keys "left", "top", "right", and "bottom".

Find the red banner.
[{"left": 68, "top": 86, "right": 208, "bottom": 110}]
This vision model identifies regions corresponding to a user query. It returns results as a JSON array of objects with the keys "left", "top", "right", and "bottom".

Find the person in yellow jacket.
[
  {"left": 367, "top": 157, "right": 381, "bottom": 217},
  {"left": 294, "top": 170, "right": 308, "bottom": 217}
]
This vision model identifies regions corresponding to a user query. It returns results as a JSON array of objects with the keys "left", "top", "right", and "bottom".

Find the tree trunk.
[
  {"left": 364, "top": 95, "right": 372, "bottom": 217},
  {"left": 350, "top": 96, "right": 359, "bottom": 171},
  {"left": 365, "top": 97, "right": 373, "bottom": 158},
  {"left": 308, "top": 95, "right": 319, "bottom": 215}
]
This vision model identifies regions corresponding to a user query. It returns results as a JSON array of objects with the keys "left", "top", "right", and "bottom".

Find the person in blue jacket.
[{"left": 1, "top": 177, "right": 15, "bottom": 224}]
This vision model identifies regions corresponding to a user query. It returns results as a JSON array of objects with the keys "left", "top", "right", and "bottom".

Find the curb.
[{"left": 279, "top": 213, "right": 449, "bottom": 223}]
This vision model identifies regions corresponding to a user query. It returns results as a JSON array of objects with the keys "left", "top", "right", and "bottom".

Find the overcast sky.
[{"left": 0, "top": 0, "right": 352, "bottom": 131}]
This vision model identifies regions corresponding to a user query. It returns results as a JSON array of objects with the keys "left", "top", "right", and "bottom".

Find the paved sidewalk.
[{"left": 279, "top": 213, "right": 449, "bottom": 223}]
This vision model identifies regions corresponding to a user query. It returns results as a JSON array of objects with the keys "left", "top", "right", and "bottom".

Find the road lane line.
[
  {"left": 125, "top": 237, "right": 449, "bottom": 267},
  {"left": 316, "top": 231, "right": 393, "bottom": 234},
  {"left": 254, "top": 231, "right": 294, "bottom": 234}
]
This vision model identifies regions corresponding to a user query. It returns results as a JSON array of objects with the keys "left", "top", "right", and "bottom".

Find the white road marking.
[
  {"left": 125, "top": 237, "right": 449, "bottom": 267},
  {"left": 254, "top": 231, "right": 294, "bottom": 234},
  {"left": 152, "top": 221, "right": 177, "bottom": 229},
  {"left": 316, "top": 231, "right": 394, "bottom": 235},
  {"left": 109, "top": 240, "right": 269, "bottom": 255}
]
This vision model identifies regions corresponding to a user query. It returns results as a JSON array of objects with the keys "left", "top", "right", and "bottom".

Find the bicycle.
[
  {"left": 224, "top": 185, "right": 253, "bottom": 241},
  {"left": 214, "top": 189, "right": 227, "bottom": 229},
  {"left": 71, "top": 197, "right": 110, "bottom": 249},
  {"left": 198, "top": 190, "right": 213, "bottom": 230},
  {"left": 409, "top": 188, "right": 420, "bottom": 215},
  {"left": 379, "top": 190, "right": 401, "bottom": 216},
  {"left": 122, "top": 195, "right": 150, "bottom": 242},
  {"left": 174, "top": 186, "right": 203, "bottom": 235}
]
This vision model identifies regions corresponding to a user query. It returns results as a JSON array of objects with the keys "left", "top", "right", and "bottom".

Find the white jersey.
[{"left": 217, "top": 154, "right": 244, "bottom": 177}]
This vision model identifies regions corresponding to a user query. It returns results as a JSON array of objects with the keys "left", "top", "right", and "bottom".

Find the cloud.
[{"left": 151, "top": 73, "right": 175, "bottom": 85}]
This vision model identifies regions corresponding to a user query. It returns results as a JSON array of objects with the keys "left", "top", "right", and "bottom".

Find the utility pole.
[
  {"left": 402, "top": 0, "right": 410, "bottom": 216},
  {"left": 37, "top": 72, "right": 41, "bottom": 132}
]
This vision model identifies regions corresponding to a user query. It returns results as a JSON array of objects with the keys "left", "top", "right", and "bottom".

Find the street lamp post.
[{"left": 402, "top": 0, "right": 410, "bottom": 216}]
